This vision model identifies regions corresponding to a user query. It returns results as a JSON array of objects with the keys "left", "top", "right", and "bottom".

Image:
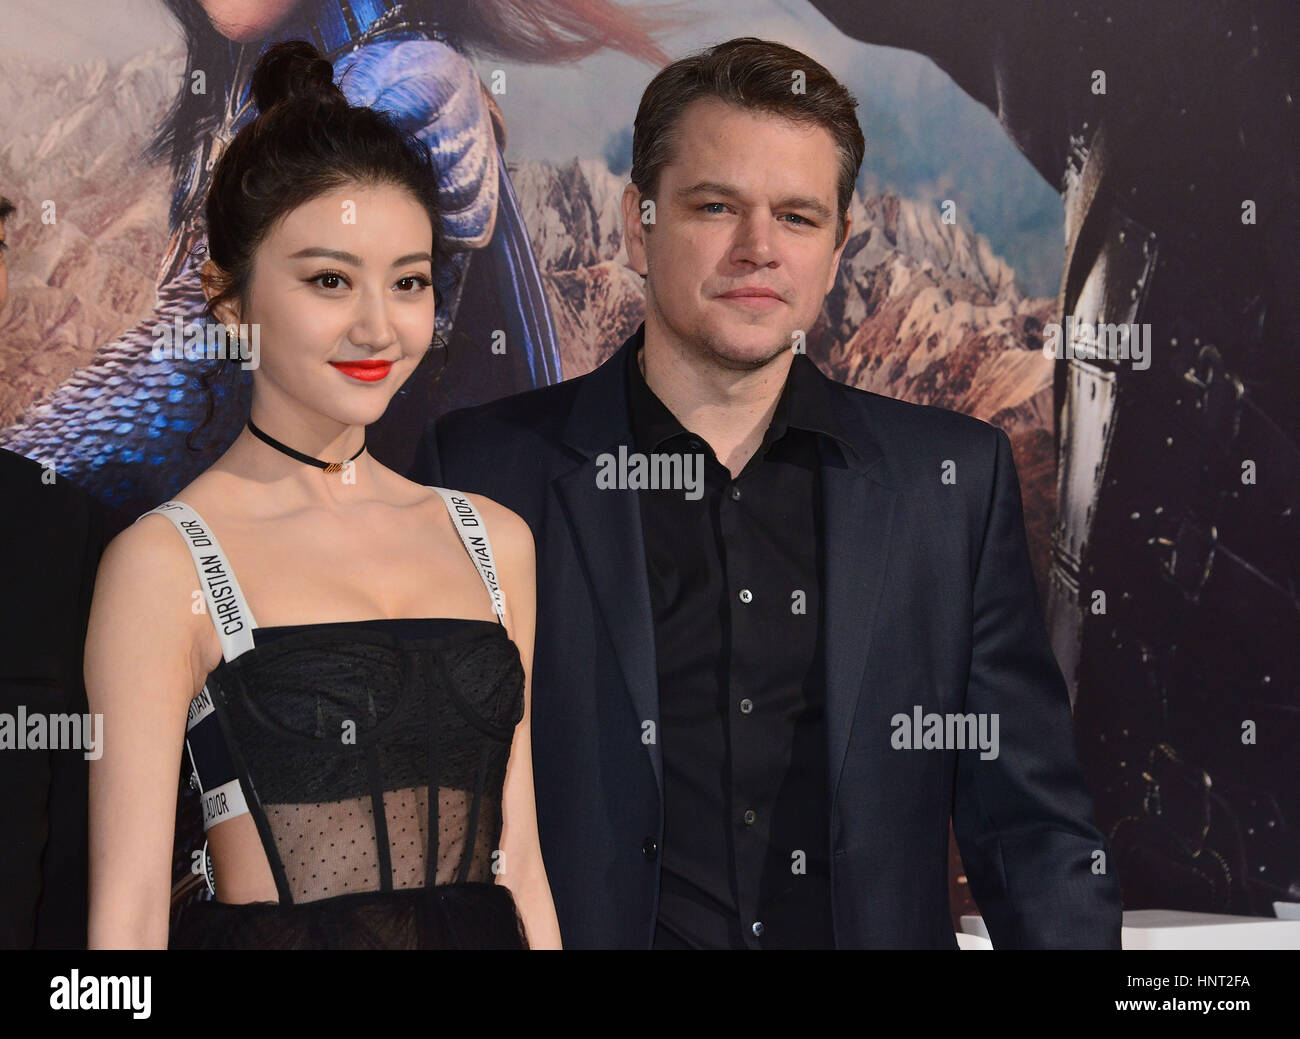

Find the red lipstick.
[{"left": 330, "top": 359, "right": 393, "bottom": 382}]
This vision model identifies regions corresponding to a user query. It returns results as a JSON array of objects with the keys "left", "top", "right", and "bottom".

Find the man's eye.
[
  {"left": 782, "top": 214, "right": 812, "bottom": 226},
  {"left": 701, "top": 202, "right": 729, "bottom": 214}
]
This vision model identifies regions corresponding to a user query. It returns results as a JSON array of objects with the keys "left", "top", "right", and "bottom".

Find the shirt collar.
[{"left": 624, "top": 322, "right": 856, "bottom": 459}]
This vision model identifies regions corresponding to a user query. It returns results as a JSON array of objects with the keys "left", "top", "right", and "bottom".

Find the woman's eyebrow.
[{"left": 288, "top": 246, "right": 433, "bottom": 266}]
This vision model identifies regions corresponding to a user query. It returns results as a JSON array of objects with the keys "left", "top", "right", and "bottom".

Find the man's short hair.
[{"left": 630, "top": 37, "right": 865, "bottom": 246}]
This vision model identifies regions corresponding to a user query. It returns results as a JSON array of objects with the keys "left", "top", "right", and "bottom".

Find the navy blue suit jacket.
[{"left": 410, "top": 327, "right": 1123, "bottom": 948}]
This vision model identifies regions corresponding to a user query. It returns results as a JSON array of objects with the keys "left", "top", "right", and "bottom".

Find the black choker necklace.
[{"left": 246, "top": 419, "right": 366, "bottom": 474}]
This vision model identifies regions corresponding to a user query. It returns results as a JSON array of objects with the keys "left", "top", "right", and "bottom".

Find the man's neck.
[{"left": 639, "top": 323, "right": 793, "bottom": 479}]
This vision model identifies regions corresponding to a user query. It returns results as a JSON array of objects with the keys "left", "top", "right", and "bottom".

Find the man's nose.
[{"left": 730, "top": 211, "right": 776, "bottom": 267}]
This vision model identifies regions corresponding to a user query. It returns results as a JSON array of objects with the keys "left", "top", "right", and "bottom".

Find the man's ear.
[
  {"left": 826, "top": 210, "right": 852, "bottom": 295},
  {"left": 199, "top": 258, "right": 241, "bottom": 326},
  {"left": 621, "top": 182, "right": 649, "bottom": 277}
]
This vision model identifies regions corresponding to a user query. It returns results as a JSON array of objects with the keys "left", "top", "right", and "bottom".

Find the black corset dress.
[{"left": 145, "top": 491, "right": 529, "bottom": 950}]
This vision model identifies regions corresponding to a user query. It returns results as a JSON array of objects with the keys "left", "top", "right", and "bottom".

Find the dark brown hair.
[
  {"left": 188, "top": 39, "right": 449, "bottom": 450},
  {"left": 0, "top": 195, "right": 14, "bottom": 223},
  {"left": 629, "top": 37, "right": 865, "bottom": 245}
]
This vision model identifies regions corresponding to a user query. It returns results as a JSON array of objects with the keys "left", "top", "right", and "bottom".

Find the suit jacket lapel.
[
  {"left": 817, "top": 389, "right": 896, "bottom": 814},
  {"left": 554, "top": 334, "right": 663, "bottom": 795}
]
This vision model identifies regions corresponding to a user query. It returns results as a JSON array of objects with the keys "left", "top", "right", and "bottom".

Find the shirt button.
[
  {"left": 642, "top": 838, "right": 658, "bottom": 860},
  {"left": 752, "top": 921, "right": 765, "bottom": 937},
  {"left": 739, "top": 698, "right": 753, "bottom": 714},
  {"left": 743, "top": 809, "right": 756, "bottom": 825},
  {"left": 738, "top": 588, "right": 753, "bottom": 603},
  {"left": 729, "top": 486, "right": 742, "bottom": 501}
]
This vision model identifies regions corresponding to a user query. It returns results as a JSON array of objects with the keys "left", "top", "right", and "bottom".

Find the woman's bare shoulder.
[
  {"left": 91, "top": 508, "right": 215, "bottom": 694},
  {"left": 95, "top": 478, "right": 231, "bottom": 661},
  {"left": 396, "top": 468, "right": 532, "bottom": 549},
  {"left": 411, "top": 480, "right": 535, "bottom": 586},
  {"left": 102, "top": 507, "right": 196, "bottom": 585},
  {"left": 457, "top": 491, "right": 534, "bottom": 555},
  {"left": 106, "top": 470, "right": 228, "bottom": 567}
]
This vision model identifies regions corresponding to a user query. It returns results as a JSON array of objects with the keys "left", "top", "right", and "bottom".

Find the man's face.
[{"left": 622, "top": 98, "right": 850, "bottom": 371}]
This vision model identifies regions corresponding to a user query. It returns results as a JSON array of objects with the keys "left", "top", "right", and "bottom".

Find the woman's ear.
[{"left": 199, "top": 258, "right": 241, "bottom": 326}]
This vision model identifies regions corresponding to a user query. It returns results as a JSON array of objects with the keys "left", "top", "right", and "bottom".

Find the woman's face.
[{"left": 218, "top": 181, "right": 438, "bottom": 432}]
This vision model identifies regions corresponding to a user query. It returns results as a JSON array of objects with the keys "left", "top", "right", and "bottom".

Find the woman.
[{"left": 84, "top": 39, "right": 560, "bottom": 949}]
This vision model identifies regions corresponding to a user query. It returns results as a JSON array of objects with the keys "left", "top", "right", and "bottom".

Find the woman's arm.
[
  {"left": 85, "top": 516, "right": 205, "bottom": 948},
  {"left": 472, "top": 496, "right": 562, "bottom": 950}
]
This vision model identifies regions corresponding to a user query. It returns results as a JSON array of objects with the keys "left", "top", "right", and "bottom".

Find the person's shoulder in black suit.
[{"left": 0, "top": 447, "right": 106, "bottom": 949}]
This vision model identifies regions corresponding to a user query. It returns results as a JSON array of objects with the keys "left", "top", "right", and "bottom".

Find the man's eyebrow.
[
  {"left": 676, "top": 180, "right": 745, "bottom": 201},
  {"left": 777, "top": 195, "right": 834, "bottom": 221},
  {"left": 288, "top": 247, "right": 433, "bottom": 266},
  {"left": 674, "top": 182, "right": 834, "bottom": 221}
]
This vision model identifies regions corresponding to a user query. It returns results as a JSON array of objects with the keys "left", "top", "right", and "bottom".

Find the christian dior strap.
[
  {"left": 184, "top": 684, "right": 249, "bottom": 830},
  {"left": 430, "top": 487, "right": 507, "bottom": 625},
  {"left": 138, "top": 501, "right": 259, "bottom": 662},
  {"left": 140, "top": 501, "right": 255, "bottom": 832}
]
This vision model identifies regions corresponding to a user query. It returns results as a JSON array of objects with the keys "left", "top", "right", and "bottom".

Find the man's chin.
[{"left": 701, "top": 326, "right": 793, "bottom": 370}]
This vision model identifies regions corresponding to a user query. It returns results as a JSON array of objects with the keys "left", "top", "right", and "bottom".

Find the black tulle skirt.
[{"left": 170, "top": 882, "right": 528, "bottom": 949}]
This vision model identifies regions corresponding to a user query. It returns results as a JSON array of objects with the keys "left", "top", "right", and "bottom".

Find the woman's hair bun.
[{"left": 250, "top": 39, "right": 347, "bottom": 115}]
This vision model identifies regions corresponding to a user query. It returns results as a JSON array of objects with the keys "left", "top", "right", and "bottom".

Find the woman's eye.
[
  {"left": 311, "top": 271, "right": 348, "bottom": 290},
  {"left": 396, "top": 275, "right": 432, "bottom": 292}
]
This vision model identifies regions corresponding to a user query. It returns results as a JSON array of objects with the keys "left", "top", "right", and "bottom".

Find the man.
[
  {"left": 0, "top": 194, "right": 107, "bottom": 948},
  {"left": 410, "top": 38, "right": 1122, "bottom": 948}
]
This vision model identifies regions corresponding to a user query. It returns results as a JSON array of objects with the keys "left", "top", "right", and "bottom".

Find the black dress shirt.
[{"left": 625, "top": 329, "right": 855, "bottom": 949}]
